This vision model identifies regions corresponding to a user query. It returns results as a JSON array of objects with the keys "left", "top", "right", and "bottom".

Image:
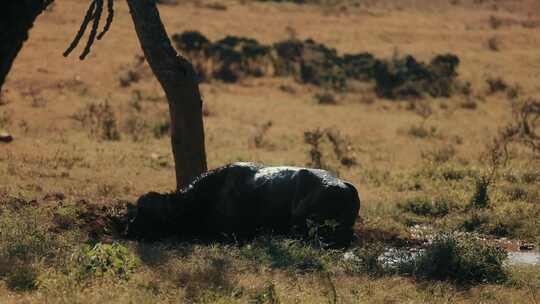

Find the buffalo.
[{"left": 127, "top": 162, "right": 360, "bottom": 246}]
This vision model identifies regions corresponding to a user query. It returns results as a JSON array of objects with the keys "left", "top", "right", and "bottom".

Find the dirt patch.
[{"left": 49, "top": 198, "right": 130, "bottom": 242}]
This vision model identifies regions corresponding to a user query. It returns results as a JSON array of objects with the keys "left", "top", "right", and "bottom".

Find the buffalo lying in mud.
[{"left": 127, "top": 162, "right": 361, "bottom": 246}]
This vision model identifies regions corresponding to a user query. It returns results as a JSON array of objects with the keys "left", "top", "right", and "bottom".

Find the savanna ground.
[{"left": 1, "top": 0, "right": 540, "bottom": 302}]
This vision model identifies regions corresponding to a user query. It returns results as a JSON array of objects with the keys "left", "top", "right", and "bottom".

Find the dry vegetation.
[{"left": 1, "top": 0, "right": 540, "bottom": 302}]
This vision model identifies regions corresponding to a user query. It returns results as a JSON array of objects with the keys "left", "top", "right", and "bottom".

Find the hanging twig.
[
  {"left": 63, "top": 0, "right": 115, "bottom": 60},
  {"left": 97, "top": 0, "right": 114, "bottom": 40},
  {"left": 79, "top": 0, "right": 103, "bottom": 60}
]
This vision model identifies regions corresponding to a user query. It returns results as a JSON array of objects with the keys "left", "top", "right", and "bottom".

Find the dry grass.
[{"left": 1, "top": 0, "right": 540, "bottom": 302}]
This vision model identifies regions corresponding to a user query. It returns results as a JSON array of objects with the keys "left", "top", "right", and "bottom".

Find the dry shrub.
[
  {"left": 124, "top": 115, "right": 149, "bottom": 142},
  {"left": 119, "top": 55, "right": 148, "bottom": 87},
  {"left": 487, "top": 36, "right": 501, "bottom": 51},
  {"left": 304, "top": 128, "right": 357, "bottom": 170},
  {"left": 314, "top": 92, "right": 337, "bottom": 105},
  {"left": 459, "top": 98, "right": 477, "bottom": 110},
  {"left": 325, "top": 128, "right": 357, "bottom": 167},
  {"left": 250, "top": 120, "right": 274, "bottom": 149},
  {"left": 486, "top": 77, "right": 508, "bottom": 95},
  {"left": 489, "top": 15, "right": 503, "bottom": 29},
  {"left": 474, "top": 99, "right": 540, "bottom": 208},
  {"left": 73, "top": 100, "right": 121, "bottom": 141},
  {"left": 304, "top": 128, "right": 326, "bottom": 169},
  {"left": 496, "top": 99, "right": 540, "bottom": 154},
  {"left": 0, "top": 109, "right": 13, "bottom": 128},
  {"left": 422, "top": 145, "right": 456, "bottom": 164}
]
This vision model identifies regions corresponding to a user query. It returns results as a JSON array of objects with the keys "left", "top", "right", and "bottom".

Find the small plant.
[
  {"left": 73, "top": 100, "right": 121, "bottom": 141},
  {"left": 304, "top": 128, "right": 356, "bottom": 171},
  {"left": 506, "top": 84, "right": 520, "bottom": 99},
  {"left": 251, "top": 120, "right": 274, "bottom": 149},
  {"left": 124, "top": 115, "right": 149, "bottom": 142},
  {"left": 421, "top": 145, "right": 456, "bottom": 164},
  {"left": 459, "top": 98, "right": 477, "bottom": 110},
  {"left": 314, "top": 92, "right": 337, "bottom": 105},
  {"left": 502, "top": 185, "right": 529, "bottom": 201},
  {"left": 487, "top": 36, "right": 501, "bottom": 51},
  {"left": 73, "top": 242, "right": 138, "bottom": 281},
  {"left": 486, "top": 77, "right": 508, "bottom": 95},
  {"left": 0, "top": 109, "right": 13, "bottom": 128},
  {"left": 522, "top": 171, "right": 540, "bottom": 184},
  {"left": 407, "top": 125, "right": 436, "bottom": 138},
  {"left": 325, "top": 128, "right": 357, "bottom": 167},
  {"left": 469, "top": 176, "right": 491, "bottom": 209},
  {"left": 153, "top": 120, "right": 170, "bottom": 139},
  {"left": 489, "top": 15, "right": 503, "bottom": 29},
  {"left": 399, "top": 197, "right": 453, "bottom": 217},
  {"left": 304, "top": 128, "right": 326, "bottom": 169}
]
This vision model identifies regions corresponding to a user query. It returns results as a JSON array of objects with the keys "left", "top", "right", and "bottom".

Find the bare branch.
[
  {"left": 63, "top": 0, "right": 97, "bottom": 57},
  {"left": 79, "top": 0, "right": 103, "bottom": 60},
  {"left": 97, "top": 0, "right": 114, "bottom": 40}
]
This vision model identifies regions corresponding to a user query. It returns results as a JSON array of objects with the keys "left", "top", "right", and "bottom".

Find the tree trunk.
[
  {"left": 0, "top": 0, "right": 52, "bottom": 95},
  {"left": 126, "top": 0, "right": 207, "bottom": 190}
]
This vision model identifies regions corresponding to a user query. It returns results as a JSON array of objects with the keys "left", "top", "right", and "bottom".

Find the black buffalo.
[{"left": 127, "top": 162, "right": 360, "bottom": 246}]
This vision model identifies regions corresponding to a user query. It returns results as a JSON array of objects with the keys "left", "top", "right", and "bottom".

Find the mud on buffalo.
[{"left": 127, "top": 162, "right": 361, "bottom": 246}]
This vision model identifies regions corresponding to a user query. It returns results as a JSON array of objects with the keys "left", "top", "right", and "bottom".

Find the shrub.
[
  {"left": 374, "top": 54, "right": 461, "bottom": 99},
  {"left": 152, "top": 120, "right": 170, "bottom": 139},
  {"left": 251, "top": 120, "right": 274, "bottom": 149},
  {"left": 421, "top": 145, "right": 456, "bottom": 164},
  {"left": 469, "top": 177, "right": 490, "bottom": 209},
  {"left": 486, "top": 77, "right": 508, "bottom": 95},
  {"left": 407, "top": 125, "right": 434, "bottom": 138},
  {"left": 5, "top": 264, "right": 38, "bottom": 291},
  {"left": 172, "top": 30, "right": 464, "bottom": 98},
  {"left": 314, "top": 92, "right": 337, "bottom": 105},
  {"left": 73, "top": 242, "right": 138, "bottom": 281},
  {"left": 402, "top": 234, "right": 508, "bottom": 284},
  {"left": 522, "top": 171, "right": 540, "bottom": 184},
  {"left": 399, "top": 197, "right": 452, "bottom": 217},
  {"left": 124, "top": 115, "right": 149, "bottom": 142},
  {"left": 487, "top": 36, "right": 501, "bottom": 51},
  {"left": 73, "top": 101, "right": 121, "bottom": 141},
  {"left": 459, "top": 98, "right": 477, "bottom": 110},
  {"left": 502, "top": 185, "right": 528, "bottom": 201}
]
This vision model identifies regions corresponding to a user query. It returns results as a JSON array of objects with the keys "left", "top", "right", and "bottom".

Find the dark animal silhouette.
[{"left": 127, "top": 162, "right": 360, "bottom": 246}]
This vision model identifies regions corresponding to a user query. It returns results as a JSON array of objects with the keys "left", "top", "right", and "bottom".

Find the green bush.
[
  {"left": 73, "top": 242, "right": 138, "bottom": 281},
  {"left": 402, "top": 234, "right": 508, "bottom": 285}
]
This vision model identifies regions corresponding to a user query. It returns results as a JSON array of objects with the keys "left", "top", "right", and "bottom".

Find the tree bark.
[
  {"left": 126, "top": 0, "right": 207, "bottom": 189},
  {"left": 0, "top": 0, "right": 52, "bottom": 95}
]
